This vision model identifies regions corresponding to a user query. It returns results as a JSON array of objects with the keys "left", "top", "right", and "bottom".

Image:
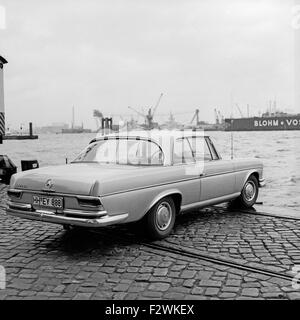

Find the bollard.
[{"left": 29, "top": 122, "right": 33, "bottom": 136}]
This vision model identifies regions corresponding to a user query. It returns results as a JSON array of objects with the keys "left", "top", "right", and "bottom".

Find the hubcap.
[
  {"left": 243, "top": 181, "right": 256, "bottom": 202},
  {"left": 155, "top": 202, "right": 172, "bottom": 231}
]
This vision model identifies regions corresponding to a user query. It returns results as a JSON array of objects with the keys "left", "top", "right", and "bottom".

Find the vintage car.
[{"left": 7, "top": 131, "right": 265, "bottom": 239}]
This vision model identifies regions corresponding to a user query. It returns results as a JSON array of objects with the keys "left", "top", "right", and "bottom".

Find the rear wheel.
[
  {"left": 235, "top": 175, "right": 259, "bottom": 208},
  {"left": 145, "top": 197, "right": 176, "bottom": 240}
]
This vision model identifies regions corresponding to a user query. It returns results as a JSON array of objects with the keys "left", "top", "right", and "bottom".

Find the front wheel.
[
  {"left": 235, "top": 175, "right": 259, "bottom": 208},
  {"left": 145, "top": 197, "right": 176, "bottom": 240}
]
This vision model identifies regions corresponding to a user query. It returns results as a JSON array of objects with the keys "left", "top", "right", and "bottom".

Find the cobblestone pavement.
[{"left": 1, "top": 184, "right": 300, "bottom": 300}]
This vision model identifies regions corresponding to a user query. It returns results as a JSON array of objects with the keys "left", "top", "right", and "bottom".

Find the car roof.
[{"left": 92, "top": 130, "right": 209, "bottom": 143}]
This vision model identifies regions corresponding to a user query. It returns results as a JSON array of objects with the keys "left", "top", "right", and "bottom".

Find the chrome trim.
[
  {"left": 8, "top": 189, "right": 97, "bottom": 198},
  {"left": 7, "top": 201, "right": 32, "bottom": 211},
  {"left": 102, "top": 176, "right": 201, "bottom": 197},
  {"left": 101, "top": 168, "right": 261, "bottom": 197},
  {"left": 6, "top": 207, "right": 128, "bottom": 228},
  {"left": 7, "top": 201, "right": 107, "bottom": 218},
  {"left": 181, "top": 192, "right": 241, "bottom": 212},
  {"left": 259, "top": 178, "right": 266, "bottom": 188},
  {"left": 63, "top": 208, "right": 107, "bottom": 218}
]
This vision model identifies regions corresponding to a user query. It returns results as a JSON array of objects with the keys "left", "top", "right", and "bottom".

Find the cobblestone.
[{"left": 0, "top": 185, "right": 299, "bottom": 299}]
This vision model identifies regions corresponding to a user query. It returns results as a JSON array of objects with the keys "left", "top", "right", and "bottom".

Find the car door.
[
  {"left": 171, "top": 137, "right": 201, "bottom": 206},
  {"left": 188, "top": 137, "right": 236, "bottom": 201}
]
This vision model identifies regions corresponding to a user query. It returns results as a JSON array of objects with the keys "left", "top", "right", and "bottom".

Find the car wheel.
[
  {"left": 145, "top": 197, "right": 176, "bottom": 240},
  {"left": 236, "top": 175, "right": 259, "bottom": 208}
]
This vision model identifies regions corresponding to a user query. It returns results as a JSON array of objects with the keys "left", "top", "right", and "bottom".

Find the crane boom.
[
  {"left": 128, "top": 106, "right": 146, "bottom": 118},
  {"left": 152, "top": 93, "right": 163, "bottom": 117},
  {"left": 190, "top": 109, "right": 199, "bottom": 124},
  {"left": 235, "top": 104, "right": 244, "bottom": 118}
]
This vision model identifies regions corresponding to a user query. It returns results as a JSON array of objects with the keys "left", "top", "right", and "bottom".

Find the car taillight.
[
  {"left": 77, "top": 196, "right": 103, "bottom": 209},
  {"left": 7, "top": 189, "right": 22, "bottom": 199}
]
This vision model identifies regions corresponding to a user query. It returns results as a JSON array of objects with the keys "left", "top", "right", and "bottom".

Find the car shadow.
[{"left": 44, "top": 205, "right": 241, "bottom": 256}]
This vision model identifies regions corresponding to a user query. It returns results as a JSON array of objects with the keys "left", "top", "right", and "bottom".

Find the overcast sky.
[{"left": 0, "top": 0, "right": 297, "bottom": 129}]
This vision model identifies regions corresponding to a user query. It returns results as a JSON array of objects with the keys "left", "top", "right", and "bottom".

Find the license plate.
[{"left": 33, "top": 195, "right": 64, "bottom": 209}]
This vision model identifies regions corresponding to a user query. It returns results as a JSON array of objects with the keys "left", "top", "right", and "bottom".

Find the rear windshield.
[{"left": 72, "top": 138, "right": 164, "bottom": 166}]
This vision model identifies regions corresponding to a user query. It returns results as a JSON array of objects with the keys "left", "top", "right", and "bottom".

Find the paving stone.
[
  {"left": 226, "top": 279, "right": 242, "bottom": 287},
  {"left": 181, "top": 270, "right": 197, "bottom": 279},
  {"left": 241, "top": 288, "right": 259, "bottom": 297},
  {"left": 148, "top": 283, "right": 170, "bottom": 292},
  {"left": 183, "top": 279, "right": 196, "bottom": 288},
  {"left": 113, "top": 283, "right": 131, "bottom": 292},
  {"left": 200, "top": 279, "right": 222, "bottom": 287},
  {"left": 164, "top": 292, "right": 185, "bottom": 299},
  {"left": 191, "top": 287, "right": 204, "bottom": 295},
  {"left": 221, "top": 286, "right": 240, "bottom": 293},
  {"left": 153, "top": 268, "right": 168, "bottom": 276},
  {"left": 73, "top": 293, "right": 93, "bottom": 300},
  {"left": 1, "top": 185, "right": 299, "bottom": 300},
  {"left": 287, "top": 293, "right": 300, "bottom": 300},
  {"left": 205, "top": 287, "right": 220, "bottom": 296},
  {"left": 219, "top": 292, "right": 237, "bottom": 298}
]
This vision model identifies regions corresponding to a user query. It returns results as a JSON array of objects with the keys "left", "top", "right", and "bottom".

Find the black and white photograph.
[{"left": 0, "top": 0, "right": 300, "bottom": 308}]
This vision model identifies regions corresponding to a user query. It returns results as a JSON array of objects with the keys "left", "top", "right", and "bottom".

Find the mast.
[{"left": 72, "top": 106, "right": 75, "bottom": 129}]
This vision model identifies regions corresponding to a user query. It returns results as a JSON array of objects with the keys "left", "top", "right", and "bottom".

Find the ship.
[
  {"left": 61, "top": 107, "right": 92, "bottom": 134},
  {"left": 225, "top": 111, "right": 300, "bottom": 131},
  {"left": 61, "top": 126, "right": 92, "bottom": 134}
]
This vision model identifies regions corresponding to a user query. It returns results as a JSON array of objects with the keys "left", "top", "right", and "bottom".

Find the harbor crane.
[
  {"left": 190, "top": 109, "right": 200, "bottom": 125},
  {"left": 235, "top": 103, "right": 244, "bottom": 118},
  {"left": 128, "top": 93, "right": 164, "bottom": 130},
  {"left": 214, "top": 109, "right": 219, "bottom": 125}
]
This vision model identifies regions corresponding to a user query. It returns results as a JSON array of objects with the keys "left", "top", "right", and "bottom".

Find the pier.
[{"left": 2, "top": 122, "right": 38, "bottom": 140}]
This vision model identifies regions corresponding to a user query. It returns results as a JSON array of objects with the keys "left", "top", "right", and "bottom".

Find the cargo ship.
[
  {"left": 61, "top": 126, "right": 92, "bottom": 134},
  {"left": 225, "top": 111, "right": 300, "bottom": 131}
]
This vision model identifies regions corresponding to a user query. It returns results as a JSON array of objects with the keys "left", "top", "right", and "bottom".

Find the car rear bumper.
[{"left": 6, "top": 201, "right": 128, "bottom": 227}]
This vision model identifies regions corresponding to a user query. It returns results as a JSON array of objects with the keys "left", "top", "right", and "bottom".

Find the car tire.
[
  {"left": 145, "top": 197, "right": 176, "bottom": 240},
  {"left": 235, "top": 175, "right": 259, "bottom": 208}
]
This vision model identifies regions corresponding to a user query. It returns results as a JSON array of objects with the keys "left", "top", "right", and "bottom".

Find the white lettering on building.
[
  {"left": 254, "top": 119, "right": 300, "bottom": 127},
  {"left": 254, "top": 119, "right": 279, "bottom": 127}
]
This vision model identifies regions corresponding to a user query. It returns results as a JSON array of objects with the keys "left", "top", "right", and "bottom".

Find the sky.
[{"left": 0, "top": 0, "right": 298, "bottom": 130}]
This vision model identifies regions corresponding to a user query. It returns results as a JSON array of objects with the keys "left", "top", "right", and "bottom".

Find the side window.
[
  {"left": 206, "top": 138, "right": 219, "bottom": 160},
  {"left": 204, "top": 140, "right": 213, "bottom": 161},
  {"left": 173, "top": 138, "right": 195, "bottom": 164},
  {"left": 188, "top": 137, "right": 212, "bottom": 161},
  {"left": 119, "top": 140, "right": 163, "bottom": 165}
]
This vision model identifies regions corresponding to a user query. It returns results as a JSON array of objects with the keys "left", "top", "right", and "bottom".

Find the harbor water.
[{"left": 0, "top": 131, "right": 299, "bottom": 214}]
